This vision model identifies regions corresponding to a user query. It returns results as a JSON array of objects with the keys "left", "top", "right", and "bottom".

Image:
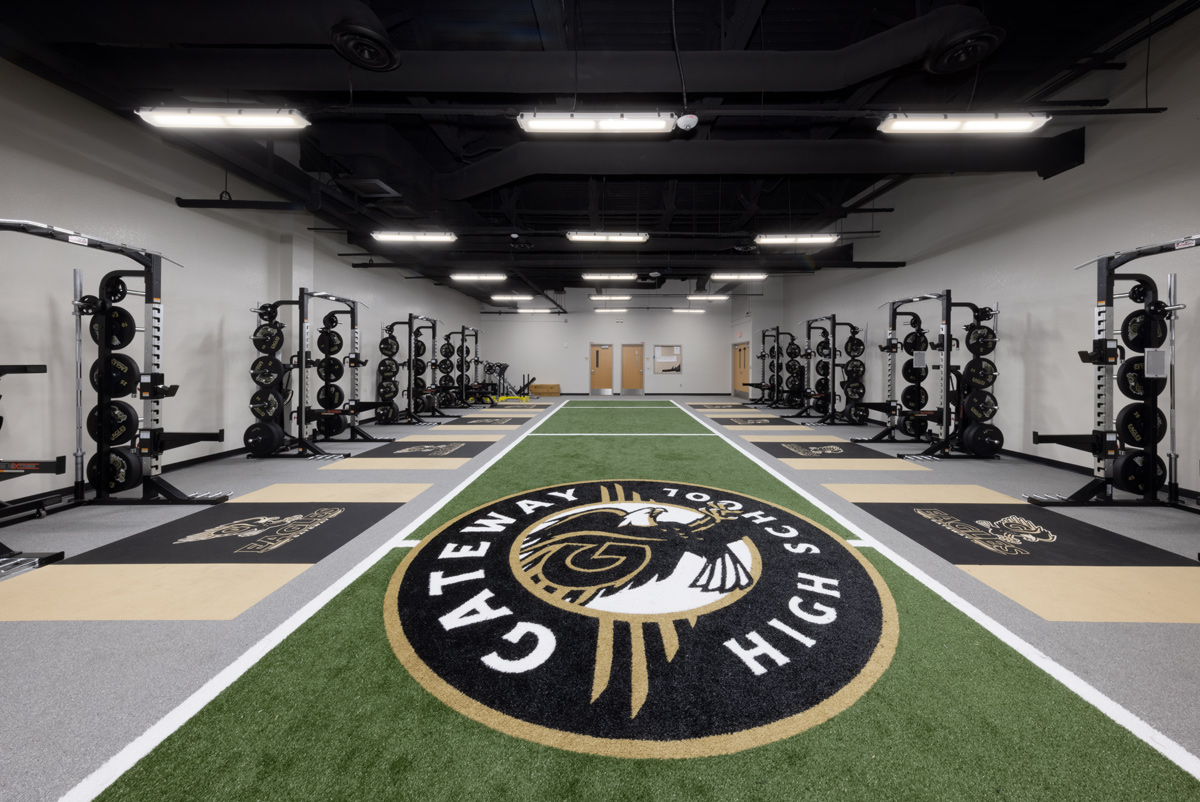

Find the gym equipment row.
[
  {"left": 377, "top": 314, "right": 462, "bottom": 424},
  {"left": 799, "top": 315, "right": 868, "bottom": 424},
  {"left": 1030, "top": 235, "right": 1196, "bottom": 514},
  {"left": 244, "top": 288, "right": 389, "bottom": 456},
  {"left": 855, "top": 290, "right": 1002, "bottom": 458},
  {"left": 746, "top": 327, "right": 805, "bottom": 409}
]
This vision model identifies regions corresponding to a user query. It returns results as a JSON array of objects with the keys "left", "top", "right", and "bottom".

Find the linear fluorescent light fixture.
[
  {"left": 581, "top": 273, "right": 638, "bottom": 280},
  {"left": 518, "top": 112, "right": 677, "bottom": 134},
  {"left": 878, "top": 113, "right": 1051, "bottom": 134},
  {"left": 594, "top": 308, "right": 628, "bottom": 313},
  {"left": 589, "top": 294, "right": 633, "bottom": 301},
  {"left": 711, "top": 273, "right": 768, "bottom": 281},
  {"left": 672, "top": 308, "right": 706, "bottom": 314},
  {"left": 491, "top": 294, "right": 533, "bottom": 301},
  {"left": 686, "top": 294, "right": 729, "bottom": 301},
  {"left": 755, "top": 234, "right": 840, "bottom": 245},
  {"left": 567, "top": 232, "right": 649, "bottom": 243},
  {"left": 516, "top": 308, "right": 554, "bottom": 314},
  {"left": 135, "top": 108, "right": 310, "bottom": 129},
  {"left": 451, "top": 273, "right": 506, "bottom": 281},
  {"left": 372, "top": 231, "right": 457, "bottom": 243}
]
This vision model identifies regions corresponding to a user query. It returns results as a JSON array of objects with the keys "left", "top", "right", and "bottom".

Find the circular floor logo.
[{"left": 385, "top": 481, "right": 896, "bottom": 758}]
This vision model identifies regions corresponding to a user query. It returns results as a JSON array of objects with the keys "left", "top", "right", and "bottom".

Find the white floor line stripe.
[
  {"left": 59, "top": 402, "right": 570, "bottom": 802},
  {"left": 670, "top": 400, "right": 1200, "bottom": 782},
  {"left": 843, "top": 540, "right": 872, "bottom": 547},
  {"left": 529, "top": 433, "right": 717, "bottom": 437}
]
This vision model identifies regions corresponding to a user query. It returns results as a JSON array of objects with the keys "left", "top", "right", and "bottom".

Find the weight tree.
[{"left": 1030, "top": 235, "right": 1196, "bottom": 514}]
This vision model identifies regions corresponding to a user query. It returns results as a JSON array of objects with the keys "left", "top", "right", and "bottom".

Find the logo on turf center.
[{"left": 385, "top": 481, "right": 896, "bottom": 758}]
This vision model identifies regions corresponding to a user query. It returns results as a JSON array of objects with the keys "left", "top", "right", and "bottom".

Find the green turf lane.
[
  {"left": 95, "top": 411, "right": 1200, "bottom": 802},
  {"left": 563, "top": 399, "right": 676, "bottom": 407},
  {"left": 535, "top": 405, "right": 710, "bottom": 434}
]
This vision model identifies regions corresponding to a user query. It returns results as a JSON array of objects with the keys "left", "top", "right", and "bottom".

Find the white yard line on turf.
[
  {"left": 671, "top": 400, "right": 1200, "bottom": 782},
  {"left": 60, "top": 403, "right": 570, "bottom": 802}
]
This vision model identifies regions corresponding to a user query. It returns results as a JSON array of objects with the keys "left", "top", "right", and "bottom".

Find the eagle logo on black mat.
[
  {"left": 914, "top": 509, "right": 1056, "bottom": 556},
  {"left": 173, "top": 508, "right": 344, "bottom": 553},
  {"left": 385, "top": 481, "right": 896, "bottom": 758},
  {"left": 782, "top": 444, "right": 845, "bottom": 457}
]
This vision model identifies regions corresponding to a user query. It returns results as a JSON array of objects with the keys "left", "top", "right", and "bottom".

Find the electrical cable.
[{"left": 670, "top": 0, "right": 688, "bottom": 109}]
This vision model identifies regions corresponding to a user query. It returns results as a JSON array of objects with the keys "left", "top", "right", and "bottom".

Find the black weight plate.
[
  {"left": 785, "top": 342, "right": 801, "bottom": 359},
  {"left": 814, "top": 377, "right": 829, "bottom": 394},
  {"left": 250, "top": 355, "right": 284, "bottom": 387},
  {"left": 87, "top": 446, "right": 142, "bottom": 493},
  {"left": 1115, "top": 404, "right": 1167, "bottom": 447},
  {"left": 846, "top": 403, "right": 869, "bottom": 424},
  {"left": 843, "top": 379, "right": 865, "bottom": 400},
  {"left": 379, "top": 336, "right": 400, "bottom": 357},
  {"left": 379, "top": 358, "right": 400, "bottom": 380},
  {"left": 783, "top": 359, "right": 799, "bottom": 375},
  {"left": 902, "top": 332, "right": 929, "bottom": 355},
  {"left": 1116, "top": 358, "right": 1166, "bottom": 400},
  {"left": 439, "top": 342, "right": 454, "bottom": 358},
  {"left": 785, "top": 375, "right": 799, "bottom": 390},
  {"left": 249, "top": 388, "right": 283, "bottom": 420},
  {"left": 438, "top": 358, "right": 454, "bottom": 374},
  {"left": 438, "top": 374, "right": 455, "bottom": 388},
  {"left": 316, "top": 414, "right": 348, "bottom": 438},
  {"left": 413, "top": 377, "right": 428, "bottom": 393},
  {"left": 376, "top": 402, "right": 400, "bottom": 424},
  {"left": 811, "top": 396, "right": 829, "bottom": 415},
  {"left": 317, "top": 330, "right": 343, "bottom": 356},
  {"left": 965, "top": 326, "right": 997, "bottom": 356},
  {"left": 963, "top": 390, "right": 999, "bottom": 423},
  {"left": 252, "top": 323, "right": 284, "bottom": 354},
  {"left": 1120, "top": 310, "right": 1167, "bottom": 353},
  {"left": 316, "top": 357, "right": 345, "bottom": 383},
  {"left": 456, "top": 358, "right": 469, "bottom": 372},
  {"left": 768, "top": 346, "right": 778, "bottom": 359},
  {"left": 316, "top": 384, "right": 345, "bottom": 410},
  {"left": 901, "top": 358, "right": 928, "bottom": 384},
  {"left": 815, "top": 340, "right": 831, "bottom": 358},
  {"left": 964, "top": 357, "right": 997, "bottom": 390},
  {"left": 844, "top": 337, "right": 865, "bottom": 358},
  {"left": 436, "top": 391, "right": 455, "bottom": 408},
  {"left": 322, "top": 311, "right": 340, "bottom": 330},
  {"left": 378, "top": 380, "right": 400, "bottom": 401},
  {"left": 104, "top": 278, "right": 128, "bottom": 303},
  {"left": 899, "top": 415, "right": 928, "bottom": 438},
  {"left": 458, "top": 344, "right": 471, "bottom": 358},
  {"left": 962, "top": 423, "right": 1004, "bottom": 457},
  {"left": 843, "top": 359, "right": 866, "bottom": 380},
  {"left": 815, "top": 361, "right": 830, "bottom": 378},
  {"left": 412, "top": 357, "right": 428, "bottom": 376},
  {"left": 418, "top": 394, "right": 436, "bottom": 414},
  {"left": 1128, "top": 283, "right": 1150, "bottom": 304},
  {"left": 413, "top": 338, "right": 427, "bottom": 358},
  {"left": 86, "top": 400, "right": 139, "bottom": 445},
  {"left": 766, "top": 376, "right": 777, "bottom": 388},
  {"left": 89, "top": 306, "right": 137, "bottom": 350},
  {"left": 243, "top": 421, "right": 284, "bottom": 457},
  {"left": 458, "top": 374, "right": 471, "bottom": 387},
  {"left": 768, "top": 360, "right": 778, "bottom": 375},
  {"left": 89, "top": 354, "right": 140, "bottom": 397},
  {"left": 1113, "top": 450, "right": 1166, "bottom": 494},
  {"left": 255, "top": 303, "right": 277, "bottom": 323},
  {"left": 901, "top": 384, "right": 928, "bottom": 411}
]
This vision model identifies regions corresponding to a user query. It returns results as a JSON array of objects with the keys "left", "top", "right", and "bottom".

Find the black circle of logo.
[{"left": 385, "top": 480, "right": 897, "bottom": 758}]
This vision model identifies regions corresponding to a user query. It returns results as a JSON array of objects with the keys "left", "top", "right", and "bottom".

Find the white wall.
[
  {"left": 0, "top": 61, "right": 478, "bottom": 496},
  {"left": 782, "top": 13, "right": 1200, "bottom": 489}
]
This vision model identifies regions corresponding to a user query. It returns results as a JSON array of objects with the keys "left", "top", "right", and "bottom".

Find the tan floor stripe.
[
  {"left": 399, "top": 434, "right": 504, "bottom": 442},
  {"left": 0, "top": 564, "right": 308, "bottom": 621},
  {"left": 741, "top": 434, "right": 848, "bottom": 443},
  {"left": 462, "top": 410, "right": 537, "bottom": 417},
  {"left": 699, "top": 410, "right": 777, "bottom": 418},
  {"left": 960, "top": 565, "right": 1200, "bottom": 623},
  {"left": 320, "top": 458, "right": 471, "bottom": 471},
  {"left": 822, "top": 484, "right": 1024, "bottom": 504},
  {"left": 781, "top": 458, "right": 930, "bottom": 471},
  {"left": 724, "top": 424, "right": 813, "bottom": 431},
  {"left": 231, "top": 483, "right": 431, "bottom": 503},
  {"left": 431, "top": 424, "right": 521, "bottom": 430}
]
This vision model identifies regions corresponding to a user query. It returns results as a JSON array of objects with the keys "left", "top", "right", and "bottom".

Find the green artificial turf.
[
  {"left": 535, "top": 405, "right": 710, "bottom": 434},
  {"left": 95, "top": 414, "right": 1200, "bottom": 802},
  {"left": 563, "top": 400, "right": 676, "bottom": 407}
]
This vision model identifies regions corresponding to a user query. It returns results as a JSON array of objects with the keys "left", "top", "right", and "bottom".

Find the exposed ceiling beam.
[
  {"left": 722, "top": 0, "right": 769, "bottom": 50},
  {"left": 531, "top": 0, "right": 570, "bottom": 50}
]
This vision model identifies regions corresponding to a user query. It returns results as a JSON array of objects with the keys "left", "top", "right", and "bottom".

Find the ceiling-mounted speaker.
[
  {"left": 331, "top": 23, "right": 401, "bottom": 72},
  {"left": 924, "top": 26, "right": 1005, "bottom": 74}
]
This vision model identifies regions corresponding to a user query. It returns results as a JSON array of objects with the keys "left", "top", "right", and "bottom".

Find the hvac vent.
[{"left": 335, "top": 178, "right": 402, "bottom": 198}]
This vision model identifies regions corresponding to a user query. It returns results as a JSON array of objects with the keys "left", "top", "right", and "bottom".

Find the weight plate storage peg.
[
  {"left": 89, "top": 306, "right": 137, "bottom": 350},
  {"left": 316, "top": 414, "right": 348, "bottom": 438},
  {"left": 249, "top": 388, "right": 283, "bottom": 420},
  {"left": 87, "top": 447, "right": 143, "bottom": 493},
  {"left": 964, "top": 357, "right": 998, "bottom": 390},
  {"left": 89, "top": 354, "right": 140, "bottom": 396},
  {"left": 901, "top": 358, "right": 928, "bottom": 384},
  {"left": 901, "top": 384, "right": 928, "bottom": 411},
  {"left": 1112, "top": 451, "right": 1167, "bottom": 494},
  {"left": 1116, "top": 357, "right": 1166, "bottom": 400},
  {"left": 844, "top": 337, "right": 866, "bottom": 358},
  {"left": 378, "top": 380, "right": 400, "bottom": 401},
  {"left": 317, "top": 330, "right": 344, "bottom": 356},
  {"left": 317, "top": 384, "right": 345, "bottom": 410},
  {"left": 965, "top": 326, "right": 997, "bottom": 356},
  {"left": 1120, "top": 310, "right": 1167, "bottom": 353},
  {"left": 962, "top": 423, "right": 1004, "bottom": 457},
  {"left": 440, "top": 342, "right": 455, "bottom": 358},
  {"left": 964, "top": 390, "right": 999, "bottom": 423},
  {"left": 86, "top": 400, "right": 139, "bottom": 445},
  {"left": 316, "top": 357, "right": 345, "bottom": 383},
  {"left": 378, "top": 358, "right": 400, "bottom": 380},
  {"left": 379, "top": 336, "right": 400, "bottom": 357},
  {"left": 252, "top": 323, "right": 285, "bottom": 354},
  {"left": 1115, "top": 404, "right": 1167, "bottom": 447},
  {"left": 843, "top": 359, "right": 866, "bottom": 379},
  {"left": 250, "top": 355, "right": 285, "bottom": 387},
  {"left": 244, "top": 421, "right": 284, "bottom": 457}
]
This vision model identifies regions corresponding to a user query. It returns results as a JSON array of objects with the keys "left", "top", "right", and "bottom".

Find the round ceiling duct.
[
  {"left": 924, "top": 26, "right": 1006, "bottom": 74},
  {"left": 330, "top": 23, "right": 401, "bottom": 72}
]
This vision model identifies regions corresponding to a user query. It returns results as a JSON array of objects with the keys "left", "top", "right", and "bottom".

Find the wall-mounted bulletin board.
[{"left": 653, "top": 345, "right": 683, "bottom": 374}]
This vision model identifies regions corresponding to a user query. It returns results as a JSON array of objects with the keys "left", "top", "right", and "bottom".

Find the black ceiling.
[{"left": 1, "top": 0, "right": 1193, "bottom": 306}]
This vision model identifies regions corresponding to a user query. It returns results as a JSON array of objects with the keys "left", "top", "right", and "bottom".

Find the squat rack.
[
  {"left": 444, "top": 325, "right": 480, "bottom": 407},
  {"left": 308, "top": 291, "right": 388, "bottom": 445}
]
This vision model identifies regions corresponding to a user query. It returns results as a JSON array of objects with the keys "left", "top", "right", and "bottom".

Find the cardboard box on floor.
[{"left": 529, "top": 384, "right": 560, "bottom": 396}]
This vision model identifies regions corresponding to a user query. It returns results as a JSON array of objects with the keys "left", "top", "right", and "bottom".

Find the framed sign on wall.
[{"left": 653, "top": 344, "right": 683, "bottom": 374}]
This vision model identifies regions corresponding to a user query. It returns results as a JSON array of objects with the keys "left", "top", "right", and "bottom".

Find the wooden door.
[
  {"left": 590, "top": 344, "right": 613, "bottom": 392},
  {"left": 732, "top": 343, "right": 750, "bottom": 397},
  {"left": 621, "top": 344, "right": 644, "bottom": 394}
]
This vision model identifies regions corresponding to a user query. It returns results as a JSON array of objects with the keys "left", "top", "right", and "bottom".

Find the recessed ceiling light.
[
  {"left": 581, "top": 273, "right": 638, "bottom": 280},
  {"left": 594, "top": 308, "right": 628, "bottom": 313},
  {"left": 518, "top": 112, "right": 677, "bottom": 134},
  {"left": 491, "top": 294, "right": 533, "bottom": 301},
  {"left": 711, "top": 273, "right": 768, "bottom": 281},
  {"left": 451, "top": 273, "right": 506, "bottom": 281},
  {"left": 567, "top": 232, "right": 649, "bottom": 243},
  {"left": 686, "top": 294, "right": 729, "bottom": 301},
  {"left": 372, "top": 231, "right": 457, "bottom": 243},
  {"left": 135, "top": 108, "right": 310, "bottom": 129},
  {"left": 754, "top": 234, "right": 840, "bottom": 245},
  {"left": 878, "top": 113, "right": 1050, "bottom": 134},
  {"left": 672, "top": 308, "right": 706, "bottom": 314},
  {"left": 516, "top": 308, "right": 554, "bottom": 314},
  {"left": 589, "top": 294, "right": 633, "bottom": 301}
]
